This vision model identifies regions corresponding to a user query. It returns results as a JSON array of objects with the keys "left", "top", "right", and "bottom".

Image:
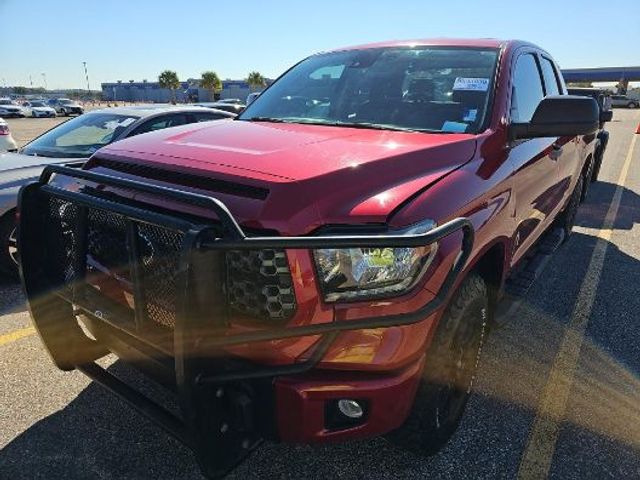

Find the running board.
[{"left": 495, "top": 228, "right": 565, "bottom": 325}]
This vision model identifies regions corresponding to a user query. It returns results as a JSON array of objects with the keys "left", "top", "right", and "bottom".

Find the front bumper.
[{"left": 18, "top": 165, "right": 473, "bottom": 478}]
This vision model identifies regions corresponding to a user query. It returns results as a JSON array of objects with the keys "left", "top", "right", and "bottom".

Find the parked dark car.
[
  {"left": 18, "top": 39, "right": 598, "bottom": 479},
  {"left": 567, "top": 87, "right": 613, "bottom": 184},
  {"left": 0, "top": 104, "right": 234, "bottom": 277}
]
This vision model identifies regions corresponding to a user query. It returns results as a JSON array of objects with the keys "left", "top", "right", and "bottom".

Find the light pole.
[
  {"left": 82, "top": 61, "right": 91, "bottom": 94},
  {"left": 41, "top": 73, "right": 48, "bottom": 91}
]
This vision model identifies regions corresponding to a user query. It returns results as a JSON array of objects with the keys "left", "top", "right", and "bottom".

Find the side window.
[
  {"left": 540, "top": 57, "right": 561, "bottom": 96},
  {"left": 127, "top": 114, "right": 189, "bottom": 137},
  {"left": 511, "top": 53, "right": 545, "bottom": 123},
  {"left": 191, "top": 112, "right": 228, "bottom": 122}
]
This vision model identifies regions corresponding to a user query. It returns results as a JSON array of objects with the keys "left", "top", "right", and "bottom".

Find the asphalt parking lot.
[{"left": 1, "top": 110, "right": 639, "bottom": 479}]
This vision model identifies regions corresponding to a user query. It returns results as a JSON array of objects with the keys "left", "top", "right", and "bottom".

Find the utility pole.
[
  {"left": 82, "top": 61, "right": 91, "bottom": 94},
  {"left": 29, "top": 75, "right": 33, "bottom": 88},
  {"left": 41, "top": 73, "right": 48, "bottom": 90}
]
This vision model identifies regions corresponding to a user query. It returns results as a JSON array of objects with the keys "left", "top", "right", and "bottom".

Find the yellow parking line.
[
  {"left": 0, "top": 326, "right": 36, "bottom": 347},
  {"left": 517, "top": 128, "right": 638, "bottom": 479}
]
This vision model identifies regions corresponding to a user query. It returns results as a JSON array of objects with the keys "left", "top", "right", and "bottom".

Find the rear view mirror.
[
  {"left": 600, "top": 110, "right": 613, "bottom": 123},
  {"left": 510, "top": 95, "right": 599, "bottom": 140}
]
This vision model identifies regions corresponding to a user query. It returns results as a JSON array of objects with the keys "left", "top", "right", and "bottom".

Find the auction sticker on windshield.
[{"left": 453, "top": 77, "right": 490, "bottom": 91}]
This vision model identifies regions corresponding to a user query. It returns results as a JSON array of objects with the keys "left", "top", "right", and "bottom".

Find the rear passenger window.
[
  {"left": 511, "top": 54, "right": 544, "bottom": 123},
  {"left": 127, "top": 114, "right": 189, "bottom": 137},
  {"left": 191, "top": 112, "right": 228, "bottom": 122},
  {"left": 540, "top": 57, "right": 561, "bottom": 96}
]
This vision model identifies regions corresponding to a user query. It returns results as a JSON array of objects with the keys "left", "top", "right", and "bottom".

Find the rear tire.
[
  {"left": 581, "top": 157, "right": 594, "bottom": 202},
  {"left": 628, "top": 102, "right": 638, "bottom": 109},
  {"left": 0, "top": 214, "right": 19, "bottom": 281},
  {"left": 556, "top": 174, "right": 584, "bottom": 241},
  {"left": 591, "top": 147, "right": 603, "bottom": 183},
  {"left": 387, "top": 274, "right": 489, "bottom": 456}
]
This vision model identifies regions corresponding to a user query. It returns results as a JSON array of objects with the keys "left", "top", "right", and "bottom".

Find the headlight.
[{"left": 313, "top": 220, "right": 438, "bottom": 302}]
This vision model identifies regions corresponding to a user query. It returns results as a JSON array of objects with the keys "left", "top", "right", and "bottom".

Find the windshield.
[
  {"left": 21, "top": 113, "right": 139, "bottom": 158},
  {"left": 0, "top": 99, "right": 16, "bottom": 105},
  {"left": 59, "top": 99, "right": 75, "bottom": 105},
  {"left": 30, "top": 101, "right": 46, "bottom": 107},
  {"left": 240, "top": 47, "right": 498, "bottom": 134}
]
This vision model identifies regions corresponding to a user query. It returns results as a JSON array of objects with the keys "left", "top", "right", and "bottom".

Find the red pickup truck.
[{"left": 18, "top": 38, "right": 599, "bottom": 478}]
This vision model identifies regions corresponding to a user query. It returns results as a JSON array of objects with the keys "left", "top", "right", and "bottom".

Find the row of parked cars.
[{"left": 0, "top": 97, "right": 85, "bottom": 118}]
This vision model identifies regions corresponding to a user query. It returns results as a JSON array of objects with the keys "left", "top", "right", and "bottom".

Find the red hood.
[{"left": 94, "top": 120, "right": 477, "bottom": 234}]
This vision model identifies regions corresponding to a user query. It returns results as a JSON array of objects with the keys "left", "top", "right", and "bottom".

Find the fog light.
[{"left": 337, "top": 399, "right": 364, "bottom": 419}]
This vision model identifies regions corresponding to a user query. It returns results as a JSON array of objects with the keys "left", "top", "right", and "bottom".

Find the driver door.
[{"left": 508, "top": 51, "right": 563, "bottom": 266}]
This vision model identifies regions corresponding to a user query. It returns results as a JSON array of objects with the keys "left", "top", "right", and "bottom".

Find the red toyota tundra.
[{"left": 18, "top": 39, "right": 599, "bottom": 478}]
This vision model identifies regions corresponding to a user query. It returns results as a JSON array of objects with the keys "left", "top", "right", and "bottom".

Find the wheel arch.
[{"left": 467, "top": 240, "right": 507, "bottom": 315}]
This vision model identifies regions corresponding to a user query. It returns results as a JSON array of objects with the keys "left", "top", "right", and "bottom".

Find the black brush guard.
[{"left": 18, "top": 165, "right": 474, "bottom": 479}]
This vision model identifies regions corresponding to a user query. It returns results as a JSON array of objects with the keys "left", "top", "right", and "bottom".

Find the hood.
[
  {"left": 93, "top": 120, "right": 477, "bottom": 234},
  {"left": 32, "top": 106, "right": 55, "bottom": 111}
]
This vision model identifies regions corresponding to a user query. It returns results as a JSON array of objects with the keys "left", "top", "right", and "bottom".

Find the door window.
[{"left": 511, "top": 53, "right": 545, "bottom": 123}]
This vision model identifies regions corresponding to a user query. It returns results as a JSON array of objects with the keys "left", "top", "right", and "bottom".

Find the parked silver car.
[
  {"left": 0, "top": 104, "right": 235, "bottom": 278},
  {"left": 610, "top": 94, "right": 639, "bottom": 108}
]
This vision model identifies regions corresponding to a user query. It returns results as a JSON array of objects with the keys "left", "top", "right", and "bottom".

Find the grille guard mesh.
[{"left": 18, "top": 164, "right": 474, "bottom": 478}]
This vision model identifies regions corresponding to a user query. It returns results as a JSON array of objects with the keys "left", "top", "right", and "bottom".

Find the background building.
[{"left": 101, "top": 78, "right": 267, "bottom": 103}]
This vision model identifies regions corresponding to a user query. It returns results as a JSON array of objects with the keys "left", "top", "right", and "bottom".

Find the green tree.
[
  {"left": 12, "top": 86, "right": 27, "bottom": 95},
  {"left": 246, "top": 71, "right": 267, "bottom": 89},
  {"left": 158, "top": 70, "right": 180, "bottom": 103},
  {"left": 201, "top": 71, "right": 222, "bottom": 101}
]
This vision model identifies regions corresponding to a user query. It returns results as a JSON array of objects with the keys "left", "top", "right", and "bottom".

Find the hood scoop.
[{"left": 92, "top": 157, "right": 270, "bottom": 200}]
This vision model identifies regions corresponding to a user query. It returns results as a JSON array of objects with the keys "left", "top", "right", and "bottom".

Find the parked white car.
[
  {"left": 23, "top": 100, "right": 57, "bottom": 118},
  {"left": 0, "top": 99, "right": 25, "bottom": 118},
  {"left": 0, "top": 118, "right": 18, "bottom": 151}
]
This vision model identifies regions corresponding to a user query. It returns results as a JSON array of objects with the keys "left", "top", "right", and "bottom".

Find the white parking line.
[{"left": 517, "top": 128, "right": 638, "bottom": 479}]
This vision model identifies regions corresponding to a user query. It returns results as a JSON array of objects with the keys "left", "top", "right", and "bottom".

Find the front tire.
[
  {"left": 628, "top": 102, "right": 639, "bottom": 109},
  {"left": 387, "top": 274, "right": 489, "bottom": 456}
]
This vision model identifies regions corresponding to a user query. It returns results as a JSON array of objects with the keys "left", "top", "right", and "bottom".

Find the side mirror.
[
  {"left": 510, "top": 95, "right": 600, "bottom": 140},
  {"left": 600, "top": 110, "right": 613, "bottom": 123}
]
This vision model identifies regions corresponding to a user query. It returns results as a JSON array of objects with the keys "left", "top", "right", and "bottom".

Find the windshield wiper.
[
  {"left": 243, "top": 117, "right": 292, "bottom": 123},
  {"left": 291, "top": 119, "right": 444, "bottom": 133}
]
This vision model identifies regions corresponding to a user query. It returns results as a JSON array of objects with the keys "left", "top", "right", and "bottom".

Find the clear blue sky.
[{"left": 1, "top": 0, "right": 638, "bottom": 90}]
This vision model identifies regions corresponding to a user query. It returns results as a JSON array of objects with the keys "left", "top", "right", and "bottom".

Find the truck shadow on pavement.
[
  {"left": 575, "top": 180, "right": 640, "bottom": 231},
  {"left": 1, "top": 229, "right": 640, "bottom": 479}
]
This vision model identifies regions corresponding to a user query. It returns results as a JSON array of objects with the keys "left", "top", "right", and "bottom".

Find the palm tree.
[
  {"left": 158, "top": 70, "right": 180, "bottom": 103},
  {"left": 246, "top": 71, "right": 267, "bottom": 90},
  {"left": 201, "top": 71, "right": 222, "bottom": 101}
]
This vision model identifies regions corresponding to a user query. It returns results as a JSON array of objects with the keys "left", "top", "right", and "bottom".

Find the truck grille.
[
  {"left": 43, "top": 195, "right": 296, "bottom": 332},
  {"left": 226, "top": 250, "right": 296, "bottom": 320}
]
